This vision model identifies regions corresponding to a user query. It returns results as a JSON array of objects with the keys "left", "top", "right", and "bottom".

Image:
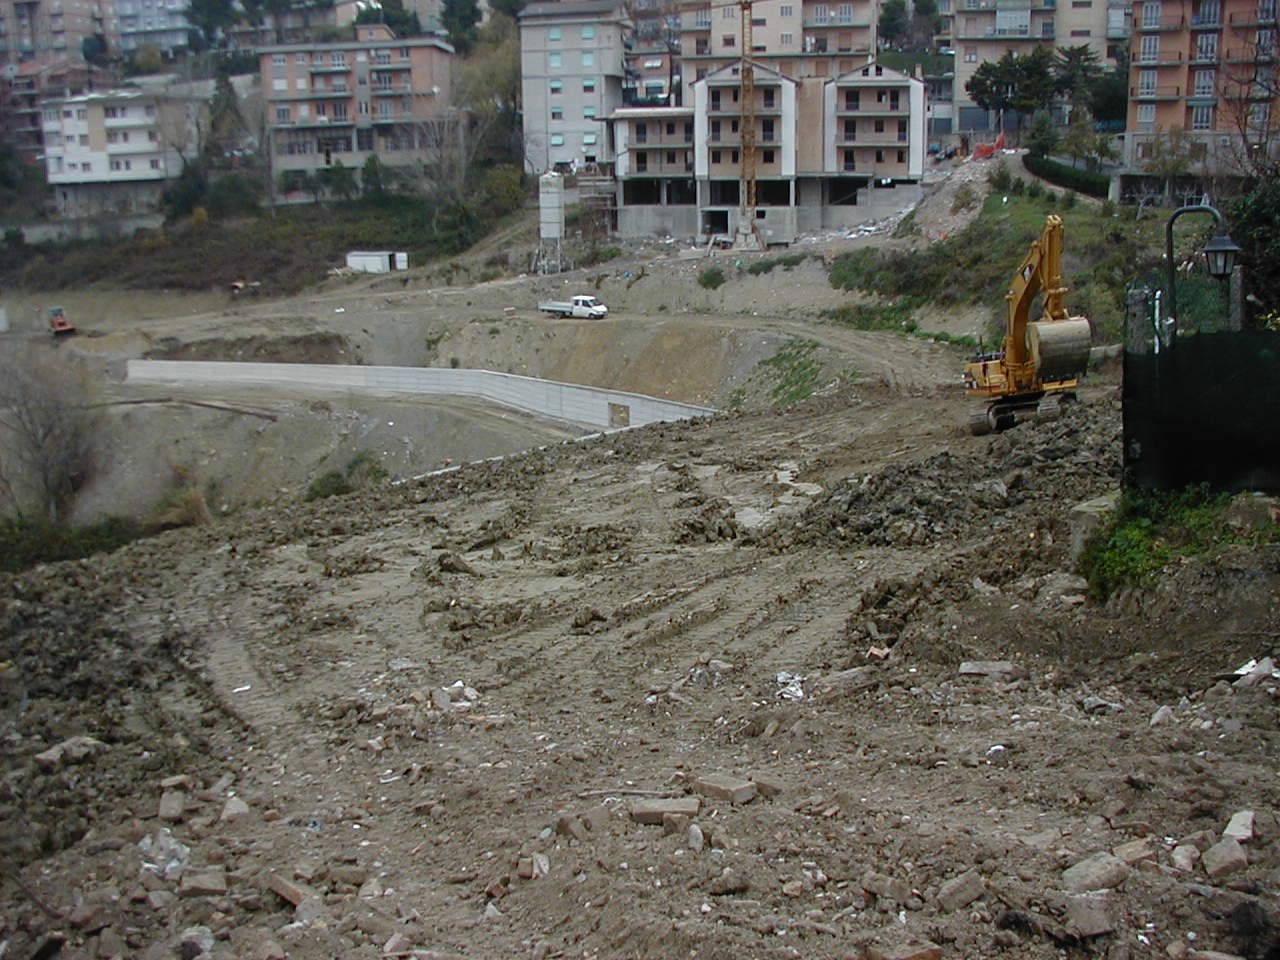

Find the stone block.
[
  {"left": 158, "top": 790, "right": 186, "bottom": 822},
  {"left": 180, "top": 870, "right": 228, "bottom": 897},
  {"left": 865, "top": 933, "right": 943, "bottom": 960},
  {"left": 958, "top": 660, "right": 1017, "bottom": 678},
  {"left": 1202, "top": 838, "right": 1248, "bottom": 878},
  {"left": 1064, "top": 896, "right": 1114, "bottom": 938},
  {"left": 1223, "top": 811, "right": 1256, "bottom": 844},
  {"left": 1171, "top": 845, "right": 1201, "bottom": 872},
  {"left": 1062, "top": 853, "right": 1130, "bottom": 893},
  {"left": 220, "top": 797, "right": 250, "bottom": 823},
  {"left": 662, "top": 812, "right": 690, "bottom": 836},
  {"left": 693, "top": 774, "right": 757, "bottom": 805},
  {"left": 935, "top": 869, "right": 984, "bottom": 912},
  {"left": 749, "top": 773, "right": 786, "bottom": 799},
  {"left": 862, "top": 871, "right": 911, "bottom": 903},
  {"left": 555, "top": 814, "right": 588, "bottom": 840},
  {"left": 1069, "top": 492, "right": 1119, "bottom": 562},
  {"left": 628, "top": 797, "right": 700, "bottom": 825},
  {"left": 266, "top": 874, "right": 315, "bottom": 907},
  {"left": 1112, "top": 837, "right": 1156, "bottom": 864}
]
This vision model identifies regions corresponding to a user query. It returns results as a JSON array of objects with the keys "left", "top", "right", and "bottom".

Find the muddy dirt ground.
[
  {"left": 4, "top": 381, "right": 1280, "bottom": 960},
  {"left": 3, "top": 159, "right": 1279, "bottom": 960}
]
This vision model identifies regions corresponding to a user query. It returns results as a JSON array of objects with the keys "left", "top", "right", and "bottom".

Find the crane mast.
[{"left": 734, "top": 0, "right": 762, "bottom": 248}]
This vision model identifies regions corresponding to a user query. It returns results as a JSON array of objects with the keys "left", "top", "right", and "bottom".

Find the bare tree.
[
  {"left": 0, "top": 347, "right": 97, "bottom": 521},
  {"left": 1215, "top": 31, "right": 1280, "bottom": 180}
]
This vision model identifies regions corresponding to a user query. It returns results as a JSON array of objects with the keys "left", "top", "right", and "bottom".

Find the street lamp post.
[{"left": 1164, "top": 203, "right": 1241, "bottom": 342}]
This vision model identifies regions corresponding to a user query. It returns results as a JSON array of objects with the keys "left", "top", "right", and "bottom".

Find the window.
[
  {"left": 1137, "top": 103, "right": 1156, "bottom": 122},
  {"left": 1261, "top": 0, "right": 1277, "bottom": 18},
  {"left": 148, "top": 130, "right": 158, "bottom": 141},
  {"left": 667, "top": 150, "right": 676, "bottom": 163},
  {"left": 548, "top": 26, "right": 561, "bottom": 40},
  {"left": 107, "top": 131, "right": 118, "bottom": 143},
  {"left": 551, "top": 107, "right": 563, "bottom": 119},
  {"left": 666, "top": 122, "right": 676, "bottom": 134},
  {"left": 551, "top": 133, "right": 565, "bottom": 145},
  {"left": 843, "top": 148, "right": 855, "bottom": 170},
  {"left": 711, "top": 149, "right": 722, "bottom": 162},
  {"left": 875, "top": 149, "right": 884, "bottom": 162},
  {"left": 1258, "top": 27, "right": 1275, "bottom": 52},
  {"left": 549, "top": 51, "right": 562, "bottom": 67},
  {"left": 763, "top": 89, "right": 775, "bottom": 108},
  {"left": 722, "top": 4, "right": 735, "bottom": 16},
  {"left": 584, "top": 105, "right": 596, "bottom": 117},
  {"left": 79, "top": 134, "right": 88, "bottom": 145},
  {"left": 723, "top": 33, "right": 735, "bottom": 46},
  {"left": 1195, "top": 0, "right": 1220, "bottom": 23},
  {"left": 838, "top": 3, "right": 853, "bottom": 21},
  {"left": 731, "top": 149, "right": 739, "bottom": 163},
  {"left": 583, "top": 79, "right": 595, "bottom": 91},
  {"left": 550, "top": 80, "right": 563, "bottom": 93},
  {"left": 111, "top": 159, "right": 122, "bottom": 170},
  {"left": 1071, "top": 29, "right": 1090, "bottom": 36},
  {"left": 762, "top": 149, "right": 775, "bottom": 163},
  {"left": 684, "top": 121, "right": 694, "bottom": 141},
  {"left": 1195, "top": 32, "right": 1217, "bottom": 60},
  {"left": 874, "top": 119, "right": 885, "bottom": 132},
  {"left": 844, "top": 118, "right": 857, "bottom": 139},
  {"left": 581, "top": 25, "right": 594, "bottom": 38},
  {"left": 272, "top": 53, "right": 285, "bottom": 67},
  {"left": 581, "top": 50, "right": 594, "bottom": 66},
  {"left": 1142, "top": 0, "right": 1161, "bottom": 23},
  {"left": 780, "top": 3, "right": 793, "bottom": 14},
  {"left": 814, "top": 4, "right": 829, "bottom": 23},
  {"left": 1194, "top": 68, "right": 1215, "bottom": 94},
  {"left": 781, "top": 31, "right": 793, "bottom": 43},
  {"left": 636, "top": 150, "right": 647, "bottom": 170},
  {"left": 150, "top": 158, "right": 160, "bottom": 169},
  {"left": 276, "top": 106, "right": 291, "bottom": 122},
  {"left": 964, "top": 46, "right": 977, "bottom": 62},
  {"left": 762, "top": 118, "right": 775, "bottom": 141},
  {"left": 711, "top": 89, "right": 721, "bottom": 110},
  {"left": 898, "top": 118, "right": 908, "bottom": 140},
  {"left": 332, "top": 102, "right": 348, "bottom": 120},
  {"left": 331, "top": 51, "right": 345, "bottom": 65},
  {"left": 1140, "top": 34, "right": 1159, "bottom": 61},
  {"left": 584, "top": 132, "right": 597, "bottom": 144},
  {"left": 711, "top": 119, "right": 721, "bottom": 140},
  {"left": 1191, "top": 104, "right": 1213, "bottom": 128}
]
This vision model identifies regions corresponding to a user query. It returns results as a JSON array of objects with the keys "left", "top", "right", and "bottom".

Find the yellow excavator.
[{"left": 963, "top": 214, "right": 1093, "bottom": 435}]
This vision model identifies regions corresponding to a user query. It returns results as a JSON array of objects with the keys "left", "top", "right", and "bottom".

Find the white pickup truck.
[{"left": 538, "top": 295, "right": 609, "bottom": 319}]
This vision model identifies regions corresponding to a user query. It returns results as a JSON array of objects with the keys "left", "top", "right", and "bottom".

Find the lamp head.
[{"left": 1204, "top": 233, "right": 1240, "bottom": 279}]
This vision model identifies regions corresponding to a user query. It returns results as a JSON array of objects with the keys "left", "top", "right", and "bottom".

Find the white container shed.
[{"left": 346, "top": 251, "right": 409, "bottom": 273}]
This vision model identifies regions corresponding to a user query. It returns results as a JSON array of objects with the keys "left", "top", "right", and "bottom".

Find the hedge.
[{"left": 1022, "top": 154, "right": 1110, "bottom": 199}]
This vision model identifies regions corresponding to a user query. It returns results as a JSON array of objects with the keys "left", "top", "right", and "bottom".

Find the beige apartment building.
[
  {"left": 1119, "top": 0, "right": 1278, "bottom": 194},
  {"left": 609, "top": 59, "right": 925, "bottom": 241},
  {"left": 40, "top": 83, "right": 203, "bottom": 215},
  {"left": 678, "top": 0, "right": 877, "bottom": 103},
  {"left": 951, "top": 0, "right": 1131, "bottom": 129},
  {"left": 259, "top": 23, "right": 454, "bottom": 185}
]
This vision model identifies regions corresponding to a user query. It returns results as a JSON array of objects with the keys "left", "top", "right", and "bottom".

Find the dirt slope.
[{"left": 4, "top": 381, "right": 1279, "bottom": 960}]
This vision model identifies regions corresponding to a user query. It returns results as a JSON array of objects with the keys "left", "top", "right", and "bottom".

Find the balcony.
[
  {"left": 1136, "top": 13, "right": 1187, "bottom": 30},
  {"left": 288, "top": 116, "right": 355, "bottom": 128},
  {"left": 1131, "top": 83, "right": 1183, "bottom": 98},
  {"left": 371, "top": 84, "right": 413, "bottom": 94},
  {"left": 802, "top": 15, "right": 871, "bottom": 27},
  {"left": 371, "top": 113, "right": 418, "bottom": 123},
  {"left": 1227, "top": 7, "right": 1277, "bottom": 25},
  {"left": 1224, "top": 45, "right": 1275, "bottom": 60},
  {"left": 308, "top": 62, "right": 352, "bottom": 73}
]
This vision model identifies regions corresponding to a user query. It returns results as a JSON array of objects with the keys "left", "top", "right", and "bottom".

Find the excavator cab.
[{"left": 48, "top": 306, "right": 77, "bottom": 341}]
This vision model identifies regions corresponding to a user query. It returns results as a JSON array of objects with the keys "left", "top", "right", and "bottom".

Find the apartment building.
[
  {"left": 610, "top": 59, "right": 925, "bottom": 241},
  {"left": 40, "top": 83, "right": 203, "bottom": 215},
  {"left": 0, "top": 0, "right": 114, "bottom": 68},
  {"left": 951, "top": 0, "right": 1131, "bottom": 129},
  {"left": 1119, "top": 0, "right": 1278, "bottom": 193},
  {"left": 519, "top": 0, "right": 632, "bottom": 174},
  {"left": 115, "top": 0, "right": 186, "bottom": 53},
  {"left": 678, "top": 0, "right": 877, "bottom": 104},
  {"left": 4, "top": 56, "right": 110, "bottom": 156},
  {"left": 259, "top": 23, "right": 454, "bottom": 183}
]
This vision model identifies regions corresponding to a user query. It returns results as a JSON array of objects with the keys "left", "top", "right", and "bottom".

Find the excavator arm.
[
  {"left": 1003, "top": 214, "right": 1068, "bottom": 392},
  {"left": 963, "top": 213, "right": 1092, "bottom": 433}
]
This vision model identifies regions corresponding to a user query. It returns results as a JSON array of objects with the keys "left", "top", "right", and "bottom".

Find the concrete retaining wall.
[{"left": 127, "top": 360, "right": 718, "bottom": 431}]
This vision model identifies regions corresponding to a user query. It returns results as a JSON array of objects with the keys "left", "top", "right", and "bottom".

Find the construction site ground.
[{"left": 3, "top": 159, "right": 1279, "bottom": 960}]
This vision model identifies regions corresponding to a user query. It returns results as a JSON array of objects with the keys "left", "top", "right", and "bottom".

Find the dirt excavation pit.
[{"left": 3, "top": 384, "right": 1280, "bottom": 960}]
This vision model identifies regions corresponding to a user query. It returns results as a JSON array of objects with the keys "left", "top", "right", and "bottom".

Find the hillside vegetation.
[
  {"left": 0, "top": 190, "right": 528, "bottom": 295},
  {"left": 828, "top": 171, "right": 1235, "bottom": 343}
]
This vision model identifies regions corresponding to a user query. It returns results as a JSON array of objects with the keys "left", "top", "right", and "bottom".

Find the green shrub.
[
  {"left": 759, "top": 339, "right": 823, "bottom": 403},
  {"left": 1063, "top": 191, "right": 1078, "bottom": 209},
  {"left": 0, "top": 516, "right": 143, "bottom": 573},
  {"left": 1022, "top": 153, "right": 1110, "bottom": 199},
  {"left": 951, "top": 183, "right": 979, "bottom": 214},
  {"left": 580, "top": 244, "right": 622, "bottom": 267},
  {"left": 306, "top": 471, "right": 352, "bottom": 500},
  {"left": 987, "top": 160, "right": 1014, "bottom": 192},
  {"left": 698, "top": 266, "right": 726, "bottom": 289},
  {"left": 1077, "top": 485, "right": 1277, "bottom": 601},
  {"left": 1101, "top": 199, "right": 1116, "bottom": 217},
  {"left": 746, "top": 253, "right": 808, "bottom": 275},
  {"left": 1026, "top": 180, "right": 1044, "bottom": 199}
]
